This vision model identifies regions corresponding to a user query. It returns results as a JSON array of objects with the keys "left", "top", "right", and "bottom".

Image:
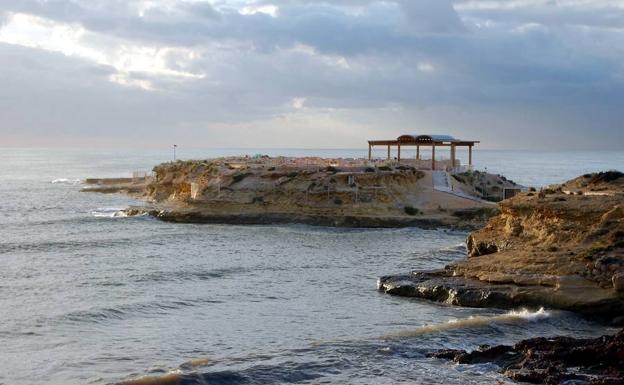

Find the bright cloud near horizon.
[{"left": 0, "top": 0, "right": 623, "bottom": 149}]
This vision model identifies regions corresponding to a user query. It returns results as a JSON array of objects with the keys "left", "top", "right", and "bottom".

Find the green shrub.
[
  {"left": 378, "top": 166, "right": 392, "bottom": 171},
  {"left": 334, "top": 198, "right": 343, "bottom": 205},
  {"left": 404, "top": 206, "right": 419, "bottom": 216},
  {"left": 452, "top": 207, "right": 500, "bottom": 220},
  {"left": 287, "top": 171, "right": 299, "bottom": 178},
  {"left": 365, "top": 167, "right": 375, "bottom": 173},
  {"left": 326, "top": 166, "right": 339, "bottom": 173},
  {"left": 588, "top": 171, "right": 624, "bottom": 184},
  {"left": 231, "top": 172, "right": 252, "bottom": 184}
]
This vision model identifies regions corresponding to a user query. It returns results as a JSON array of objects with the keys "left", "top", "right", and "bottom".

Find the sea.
[{"left": 1, "top": 148, "right": 622, "bottom": 385}]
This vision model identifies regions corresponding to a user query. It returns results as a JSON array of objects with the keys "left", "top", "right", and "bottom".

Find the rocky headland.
[
  {"left": 83, "top": 156, "right": 513, "bottom": 228},
  {"left": 379, "top": 171, "right": 624, "bottom": 317}
]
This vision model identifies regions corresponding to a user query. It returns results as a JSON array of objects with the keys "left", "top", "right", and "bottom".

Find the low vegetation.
[{"left": 404, "top": 206, "right": 420, "bottom": 216}]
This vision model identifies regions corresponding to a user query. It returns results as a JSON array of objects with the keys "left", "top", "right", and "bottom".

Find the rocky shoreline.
[
  {"left": 429, "top": 329, "right": 624, "bottom": 384},
  {"left": 379, "top": 171, "right": 624, "bottom": 384},
  {"left": 378, "top": 270, "right": 624, "bottom": 319},
  {"left": 123, "top": 206, "right": 493, "bottom": 229},
  {"left": 86, "top": 164, "right": 624, "bottom": 384}
]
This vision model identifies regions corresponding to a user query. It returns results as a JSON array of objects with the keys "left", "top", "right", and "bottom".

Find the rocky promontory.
[
  {"left": 379, "top": 171, "right": 624, "bottom": 317},
  {"left": 83, "top": 156, "right": 513, "bottom": 228}
]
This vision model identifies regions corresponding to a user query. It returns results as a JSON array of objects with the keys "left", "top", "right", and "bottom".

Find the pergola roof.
[
  {"left": 399, "top": 134, "right": 457, "bottom": 142},
  {"left": 368, "top": 134, "right": 479, "bottom": 146}
]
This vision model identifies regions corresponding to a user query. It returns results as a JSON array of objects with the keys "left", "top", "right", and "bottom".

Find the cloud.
[
  {"left": 399, "top": 0, "right": 466, "bottom": 34},
  {"left": 0, "top": 0, "right": 622, "bottom": 149}
]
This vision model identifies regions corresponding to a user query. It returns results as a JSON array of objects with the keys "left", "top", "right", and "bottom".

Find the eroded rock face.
[
  {"left": 380, "top": 172, "right": 624, "bottom": 316},
  {"left": 429, "top": 329, "right": 624, "bottom": 385},
  {"left": 460, "top": 172, "right": 624, "bottom": 293}
]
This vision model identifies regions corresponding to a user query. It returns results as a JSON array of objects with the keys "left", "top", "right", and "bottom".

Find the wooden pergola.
[{"left": 368, "top": 134, "right": 479, "bottom": 170}]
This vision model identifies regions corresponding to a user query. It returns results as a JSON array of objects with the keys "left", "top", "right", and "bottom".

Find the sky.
[{"left": 0, "top": 0, "right": 623, "bottom": 150}]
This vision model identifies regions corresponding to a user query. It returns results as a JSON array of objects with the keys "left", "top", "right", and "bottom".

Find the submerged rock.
[{"left": 428, "top": 329, "right": 624, "bottom": 385}]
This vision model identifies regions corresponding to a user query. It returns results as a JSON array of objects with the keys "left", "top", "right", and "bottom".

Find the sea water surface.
[{"left": 1, "top": 148, "right": 622, "bottom": 385}]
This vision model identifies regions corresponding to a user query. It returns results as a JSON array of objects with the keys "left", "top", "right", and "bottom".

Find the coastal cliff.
[
  {"left": 84, "top": 157, "right": 514, "bottom": 228},
  {"left": 379, "top": 171, "right": 624, "bottom": 317}
]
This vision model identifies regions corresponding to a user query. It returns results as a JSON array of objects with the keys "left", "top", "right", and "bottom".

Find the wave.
[
  {"left": 116, "top": 358, "right": 343, "bottom": 385},
  {"left": 0, "top": 237, "right": 138, "bottom": 254},
  {"left": 60, "top": 298, "right": 222, "bottom": 325},
  {"left": 51, "top": 178, "right": 81, "bottom": 185},
  {"left": 130, "top": 266, "right": 249, "bottom": 284},
  {"left": 381, "top": 308, "right": 550, "bottom": 339}
]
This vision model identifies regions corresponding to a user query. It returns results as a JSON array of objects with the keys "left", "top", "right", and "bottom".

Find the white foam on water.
[
  {"left": 91, "top": 207, "right": 129, "bottom": 218},
  {"left": 439, "top": 243, "right": 467, "bottom": 252},
  {"left": 51, "top": 178, "right": 82, "bottom": 185}
]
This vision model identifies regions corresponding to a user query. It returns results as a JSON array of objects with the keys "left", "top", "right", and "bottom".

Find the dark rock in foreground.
[{"left": 428, "top": 329, "right": 624, "bottom": 385}]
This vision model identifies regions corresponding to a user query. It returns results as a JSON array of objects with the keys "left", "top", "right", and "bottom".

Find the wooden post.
[
  {"left": 397, "top": 143, "right": 401, "bottom": 162},
  {"left": 468, "top": 145, "right": 473, "bottom": 167},
  {"left": 416, "top": 145, "right": 420, "bottom": 160},
  {"left": 387, "top": 144, "right": 390, "bottom": 160},
  {"left": 431, "top": 144, "right": 436, "bottom": 170},
  {"left": 368, "top": 144, "right": 372, "bottom": 160},
  {"left": 451, "top": 144, "right": 456, "bottom": 169}
]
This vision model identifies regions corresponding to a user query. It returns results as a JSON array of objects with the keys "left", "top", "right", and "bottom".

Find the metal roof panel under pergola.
[{"left": 367, "top": 134, "right": 479, "bottom": 170}]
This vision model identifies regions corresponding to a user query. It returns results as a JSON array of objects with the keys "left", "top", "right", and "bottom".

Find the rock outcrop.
[
  {"left": 379, "top": 171, "right": 624, "bottom": 317},
  {"left": 429, "top": 329, "right": 624, "bottom": 385}
]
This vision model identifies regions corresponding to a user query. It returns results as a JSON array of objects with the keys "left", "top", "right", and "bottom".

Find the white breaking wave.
[
  {"left": 91, "top": 207, "right": 129, "bottom": 218},
  {"left": 439, "top": 243, "right": 467, "bottom": 252},
  {"left": 51, "top": 178, "right": 81, "bottom": 185},
  {"left": 505, "top": 307, "right": 550, "bottom": 321},
  {"left": 382, "top": 308, "right": 550, "bottom": 339}
]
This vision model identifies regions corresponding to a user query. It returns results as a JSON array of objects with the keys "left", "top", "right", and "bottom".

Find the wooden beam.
[
  {"left": 416, "top": 145, "right": 420, "bottom": 160},
  {"left": 397, "top": 143, "right": 401, "bottom": 162},
  {"left": 368, "top": 144, "right": 372, "bottom": 161},
  {"left": 431, "top": 144, "right": 436, "bottom": 170},
  {"left": 387, "top": 144, "right": 390, "bottom": 160},
  {"left": 468, "top": 145, "right": 473, "bottom": 167}
]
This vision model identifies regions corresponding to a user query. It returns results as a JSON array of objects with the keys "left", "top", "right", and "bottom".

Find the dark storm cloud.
[{"left": 0, "top": 0, "right": 622, "bottom": 149}]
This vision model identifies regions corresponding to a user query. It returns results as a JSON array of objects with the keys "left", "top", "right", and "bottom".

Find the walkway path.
[{"left": 432, "top": 171, "right": 496, "bottom": 205}]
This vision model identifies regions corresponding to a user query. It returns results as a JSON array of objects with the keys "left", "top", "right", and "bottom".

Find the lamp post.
[{"left": 173, "top": 144, "right": 177, "bottom": 161}]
